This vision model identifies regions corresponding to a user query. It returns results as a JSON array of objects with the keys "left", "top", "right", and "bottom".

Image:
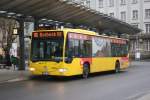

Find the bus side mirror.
[{"left": 65, "top": 57, "right": 73, "bottom": 63}]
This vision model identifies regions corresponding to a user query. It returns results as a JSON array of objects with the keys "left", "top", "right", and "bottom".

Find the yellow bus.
[{"left": 29, "top": 28, "right": 129, "bottom": 78}]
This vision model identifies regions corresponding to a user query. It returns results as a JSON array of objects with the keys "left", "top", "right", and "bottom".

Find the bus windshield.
[{"left": 31, "top": 32, "right": 64, "bottom": 62}]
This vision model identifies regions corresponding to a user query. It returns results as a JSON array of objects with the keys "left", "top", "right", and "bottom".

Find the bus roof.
[{"left": 33, "top": 28, "right": 128, "bottom": 41}]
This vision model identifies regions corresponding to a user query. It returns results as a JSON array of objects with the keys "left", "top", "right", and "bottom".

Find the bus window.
[
  {"left": 121, "top": 44, "right": 128, "bottom": 57},
  {"left": 39, "top": 42, "right": 45, "bottom": 58},
  {"left": 92, "top": 37, "right": 111, "bottom": 57},
  {"left": 66, "top": 35, "right": 92, "bottom": 58},
  {"left": 83, "top": 40, "right": 92, "bottom": 57},
  {"left": 111, "top": 43, "right": 128, "bottom": 57},
  {"left": 31, "top": 39, "right": 63, "bottom": 61},
  {"left": 74, "top": 39, "right": 80, "bottom": 57},
  {"left": 111, "top": 43, "right": 118, "bottom": 57}
]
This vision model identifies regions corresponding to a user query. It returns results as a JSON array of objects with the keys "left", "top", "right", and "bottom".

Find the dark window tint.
[
  {"left": 111, "top": 43, "right": 128, "bottom": 57},
  {"left": 31, "top": 38, "right": 64, "bottom": 61},
  {"left": 66, "top": 36, "right": 92, "bottom": 58}
]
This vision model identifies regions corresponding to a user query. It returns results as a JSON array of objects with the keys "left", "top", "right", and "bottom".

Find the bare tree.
[{"left": 0, "top": 17, "right": 19, "bottom": 53}]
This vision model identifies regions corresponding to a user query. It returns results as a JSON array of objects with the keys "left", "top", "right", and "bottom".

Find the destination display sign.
[{"left": 32, "top": 31, "right": 63, "bottom": 38}]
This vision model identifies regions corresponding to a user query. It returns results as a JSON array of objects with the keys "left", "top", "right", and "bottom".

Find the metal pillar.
[
  {"left": 34, "top": 17, "right": 39, "bottom": 30},
  {"left": 117, "top": 33, "right": 122, "bottom": 38},
  {"left": 18, "top": 17, "right": 25, "bottom": 70}
]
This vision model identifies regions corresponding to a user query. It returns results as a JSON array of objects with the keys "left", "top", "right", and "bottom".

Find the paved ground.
[
  {"left": 0, "top": 61, "right": 150, "bottom": 100},
  {"left": 0, "top": 68, "right": 29, "bottom": 83}
]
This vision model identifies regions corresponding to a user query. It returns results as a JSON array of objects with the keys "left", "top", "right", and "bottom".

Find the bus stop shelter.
[{"left": 0, "top": 0, "right": 141, "bottom": 70}]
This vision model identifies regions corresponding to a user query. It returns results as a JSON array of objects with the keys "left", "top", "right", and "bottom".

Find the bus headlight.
[
  {"left": 29, "top": 68, "right": 35, "bottom": 71},
  {"left": 58, "top": 68, "right": 67, "bottom": 72}
]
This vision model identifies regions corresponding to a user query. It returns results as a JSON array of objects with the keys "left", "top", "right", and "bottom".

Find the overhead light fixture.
[
  {"left": 66, "top": 1, "right": 74, "bottom": 4},
  {"left": 86, "top": 8, "right": 90, "bottom": 11},
  {"left": 27, "top": 16, "right": 32, "bottom": 18},
  {"left": 58, "top": 21, "right": 64, "bottom": 24},
  {"left": 54, "top": 21, "right": 59, "bottom": 23},
  {"left": 41, "top": 18, "right": 47, "bottom": 21},
  {"left": 7, "top": 12, "right": 16, "bottom": 15},
  {"left": 0, "top": 10, "right": 7, "bottom": 14},
  {"left": 59, "top": 0, "right": 67, "bottom": 2},
  {"left": 75, "top": 4, "right": 81, "bottom": 7},
  {"left": 7, "top": 15, "right": 12, "bottom": 18},
  {"left": 81, "top": 6, "right": 85, "bottom": 9},
  {"left": 16, "top": 13, "right": 23, "bottom": 17},
  {"left": 48, "top": 19, "right": 53, "bottom": 22},
  {"left": 45, "top": 24, "right": 50, "bottom": 27},
  {"left": 39, "top": 24, "right": 44, "bottom": 27},
  {"left": 66, "top": 22, "right": 71, "bottom": 25}
]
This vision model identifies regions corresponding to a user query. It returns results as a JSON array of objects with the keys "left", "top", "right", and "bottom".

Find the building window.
[
  {"left": 80, "top": 0, "right": 84, "bottom": 5},
  {"left": 132, "top": 10, "right": 138, "bottom": 20},
  {"left": 131, "top": 40, "right": 137, "bottom": 52},
  {"left": 109, "top": 0, "right": 114, "bottom": 7},
  {"left": 120, "top": 0, "right": 126, "bottom": 5},
  {"left": 145, "top": 9, "right": 150, "bottom": 19},
  {"left": 132, "top": 41, "right": 137, "bottom": 52},
  {"left": 132, "top": 0, "right": 138, "bottom": 4},
  {"left": 99, "top": 0, "right": 103, "bottom": 8},
  {"left": 144, "top": 0, "right": 150, "bottom": 2},
  {"left": 145, "top": 40, "right": 149, "bottom": 51},
  {"left": 145, "top": 23, "right": 150, "bottom": 33},
  {"left": 109, "top": 13, "right": 114, "bottom": 17},
  {"left": 143, "top": 40, "right": 149, "bottom": 51},
  {"left": 121, "top": 11, "right": 126, "bottom": 21},
  {"left": 78, "top": 0, "right": 91, "bottom": 7},
  {"left": 148, "top": 40, "right": 150, "bottom": 51},
  {"left": 86, "top": 0, "right": 90, "bottom": 8}
]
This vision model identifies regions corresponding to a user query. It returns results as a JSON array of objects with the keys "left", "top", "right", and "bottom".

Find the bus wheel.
[
  {"left": 83, "top": 64, "right": 90, "bottom": 79},
  {"left": 115, "top": 62, "right": 120, "bottom": 73}
]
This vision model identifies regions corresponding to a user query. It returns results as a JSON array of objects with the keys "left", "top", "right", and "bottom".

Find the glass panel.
[
  {"left": 84, "top": 40, "right": 92, "bottom": 57},
  {"left": 66, "top": 34, "right": 92, "bottom": 58},
  {"left": 31, "top": 37, "right": 64, "bottom": 61},
  {"left": 111, "top": 43, "right": 128, "bottom": 57},
  {"left": 92, "top": 37, "right": 111, "bottom": 57}
]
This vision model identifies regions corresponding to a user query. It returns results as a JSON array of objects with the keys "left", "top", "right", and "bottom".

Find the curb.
[{"left": 0, "top": 77, "right": 29, "bottom": 84}]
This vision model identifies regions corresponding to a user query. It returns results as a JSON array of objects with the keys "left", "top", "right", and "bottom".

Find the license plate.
[{"left": 43, "top": 72, "right": 48, "bottom": 75}]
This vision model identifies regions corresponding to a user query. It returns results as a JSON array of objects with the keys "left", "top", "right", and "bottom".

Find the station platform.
[{"left": 0, "top": 67, "right": 29, "bottom": 84}]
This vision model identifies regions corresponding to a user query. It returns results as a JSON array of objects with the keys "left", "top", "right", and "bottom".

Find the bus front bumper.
[{"left": 29, "top": 67, "right": 71, "bottom": 76}]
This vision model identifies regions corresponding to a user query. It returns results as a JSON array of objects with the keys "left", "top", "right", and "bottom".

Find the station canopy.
[{"left": 0, "top": 0, "right": 141, "bottom": 34}]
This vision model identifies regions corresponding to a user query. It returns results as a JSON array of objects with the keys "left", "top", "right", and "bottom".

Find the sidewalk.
[
  {"left": 132, "top": 59, "right": 150, "bottom": 62},
  {"left": 0, "top": 68, "right": 30, "bottom": 84}
]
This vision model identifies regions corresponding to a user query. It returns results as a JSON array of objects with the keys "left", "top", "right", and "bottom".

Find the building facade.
[{"left": 70, "top": 0, "right": 150, "bottom": 59}]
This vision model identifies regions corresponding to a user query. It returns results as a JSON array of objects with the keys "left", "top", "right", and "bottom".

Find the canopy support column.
[{"left": 17, "top": 17, "right": 25, "bottom": 70}]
